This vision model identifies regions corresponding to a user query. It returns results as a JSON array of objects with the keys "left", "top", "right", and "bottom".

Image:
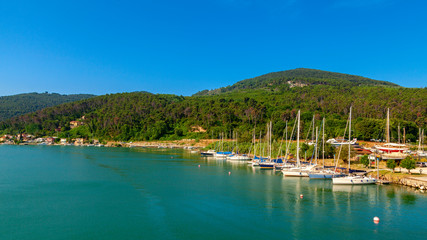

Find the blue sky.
[{"left": 0, "top": 0, "right": 426, "bottom": 96}]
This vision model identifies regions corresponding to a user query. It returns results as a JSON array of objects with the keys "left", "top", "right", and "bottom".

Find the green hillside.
[
  {"left": 194, "top": 68, "right": 399, "bottom": 96},
  {"left": 1, "top": 85, "right": 425, "bottom": 143},
  {"left": 0, "top": 92, "right": 95, "bottom": 121}
]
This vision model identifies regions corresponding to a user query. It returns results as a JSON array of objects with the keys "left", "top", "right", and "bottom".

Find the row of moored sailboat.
[{"left": 201, "top": 107, "right": 379, "bottom": 185}]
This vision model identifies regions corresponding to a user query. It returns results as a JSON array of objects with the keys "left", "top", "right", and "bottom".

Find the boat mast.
[
  {"left": 297, "top": 110, "right": 300, "bottom": 168},
  {"left": 315, "top": 126, "right": 318, "bottom": 165},
  {"left": 423, "top": 129, "right": 425, "bottom": 151},
  {"left": 285, "top": 121, "right": 288, "bottom": 159},
  {"left": 386, "top": 108, "right": 390, "bottom": 143},
  {"left": 221, "top": 132, "right": 223, "bottom": 153},
  {"left": 262, "top": 125, "right": 266, "bottom": 158},
  {"left": 259, "top": 131, "right": 262, "bottom": 158},
  {"left": 312, "top": 114, "right": 315, "bottom": 143},
  {"left": 403, "top": 128, "right": 406, "bottom": 144},
  {"left": 251, "top": 128, "right": 255, "bottom": 158},
  {"left": 236, "top": 132, "right": 238, "bottom": 154},
  {"left": 398, "top": 124, "right": 401, "bottom": 144},
  {"left": 322, "top": 117, "right": 325, "bottom": 169},
  {"left": 269, "top": 121, "right": 272, "bottom": 160},
  {"left": 348, "top": 106, "right": 352, "bottom": 172}
]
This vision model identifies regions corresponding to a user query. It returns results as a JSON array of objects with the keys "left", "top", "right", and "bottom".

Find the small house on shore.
[
  {"left": 74, "top": 138, "right": 84, "bottom": 145},
  {"left": 46, "top": 137, "right": 55, "bottom": 144}
]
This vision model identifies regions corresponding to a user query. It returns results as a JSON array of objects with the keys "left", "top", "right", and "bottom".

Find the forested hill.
[
  {"left": 0, "top": 92, "right": 95, "bottom": 121},
  {"left": 1, "top": 86, "right": 425, "bottom": 143},
  {"left": 194, "top": 68, "right": 400, "bottom": 96}
]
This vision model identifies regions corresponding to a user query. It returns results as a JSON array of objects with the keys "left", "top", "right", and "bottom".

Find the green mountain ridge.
[
  {"left": 0, "top": 92, "right": 95, "bottom": 122},
  {"left": 0, "top": 69, "right": 425, "bottom": 143},
  {"left": 194, "top": 68, "right": 400, "bottom": 96}
]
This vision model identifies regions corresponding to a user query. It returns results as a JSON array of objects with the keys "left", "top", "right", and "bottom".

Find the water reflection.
[
  {"left": 386, "top": 189, "right": 396, "bottom": 199},
  {"left": 332, "top": 185, "right": 367, "bottom": 193},
  {"left": 401, "top": 194, "right": 417, "bottom": 205}
]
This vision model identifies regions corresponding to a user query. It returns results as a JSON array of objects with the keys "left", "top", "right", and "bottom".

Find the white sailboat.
[
  {"left": 215, "top": 133, "right": 232, "bottom": 159},
  {"left": 250, "top": 131, "right": 266, "bottom": 167},
  {"left": 226, "top": 132, "right": 251, "bottom": 161},
  {"left": 259, "top": 121, "right": 278, "bottom": 169},
  {"left": 333, "top": 106, "right": 377, "bottom": 185},
  {"left": 282, "top": 110, "right": 317, "bottom": 177},
  {"left": 275, "top": 120, "right": 296, "bottom": 170},
  {"left": 309, "top": 117, "right": 346, "bottom": 179}
]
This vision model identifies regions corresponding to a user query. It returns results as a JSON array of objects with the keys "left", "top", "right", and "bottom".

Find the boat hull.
[
  {"left": 377, "top": 147, "right": 407, "bottom": 153},
  {"left": 308, "top": 173, "right": 346, "bottom": 179},
  {"left": 201, "top": 152, "right": 215, "bottom": 156},
  {"left": 282, "top": 171, "right": 309, "bottom": 177},
  {"left": 332, "top": 176, "right": 377, "bottom": 185},
  {"left": 259, "top": 163, "right": 275, "bottom": 169},
  {"left": 226, "top": 155, "right": 251, "bottom": 161}
]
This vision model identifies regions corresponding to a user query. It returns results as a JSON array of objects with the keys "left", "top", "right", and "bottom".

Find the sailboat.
[
  {"left": 332, "top": 107, "right": 377, "bottom": 185},
  {"left": 250, "top": 131, "right": 268, "bottom": 167},
  {"left": 259, "top": 121, "right": 281, "bottom": 169},
  {"left": 282, "top": 110, "right": 317, "bottom": 177},
  {"left": 215, "top": 133, "right": 232, "bottom": 159},
  {"left": 274, "top": 120, "right": 296, "bottom": 170},
  {"left": 227, "top": 132, "right": 251, "bottom": 161},
  {"left": 309, "top": 117, "right": 346, "bottom": 179}
]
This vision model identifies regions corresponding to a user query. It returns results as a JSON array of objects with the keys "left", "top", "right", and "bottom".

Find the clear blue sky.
[{"left": 1, "top": 0, "right": 426, "bottom": 96}]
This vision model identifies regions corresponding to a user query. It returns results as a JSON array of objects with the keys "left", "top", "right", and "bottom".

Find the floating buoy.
[
  {"left": 198, "top": 165, "right": 200, "bottom": 167},
  {"left": 300, "top": 194, "right": 304, "bottom": 199},
  {"left": 229, "top": 171, "right": 231, "bottom": 175},
  {"left": 373, "top": 216, "right": 380, "bottom": 224}
]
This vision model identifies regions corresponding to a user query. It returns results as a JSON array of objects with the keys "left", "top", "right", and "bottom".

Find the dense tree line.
[{"left": 0, "top": 84, "right": 425, "bottom": 143}]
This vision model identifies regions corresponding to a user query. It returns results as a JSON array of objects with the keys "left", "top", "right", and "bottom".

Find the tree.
[
  {"left": 323, "top": 143, "right": 336, "bottom": 158},
  {"left": 360, "top": 155, "right": 370, "bottom": 168},
  {"left": 400, "top": 156, "right": 415, "bottom": 174},
  {"left": 386, "top": 159, "right": 397, "bottom": 173},
  {"left": 300, "top": 143, "right": 310, "bottom": 160},
  {"left": 336, "top": 145, "right": 356, "bottom": 163}
]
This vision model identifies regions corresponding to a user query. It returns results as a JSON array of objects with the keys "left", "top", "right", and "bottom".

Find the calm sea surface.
[{"left": 0, "top": 145, "right": 426, "bottom": 240}]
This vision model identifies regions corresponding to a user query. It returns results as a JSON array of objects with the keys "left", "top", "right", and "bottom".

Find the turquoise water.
[{"left": 0, "top": 145, "right": 425, "bottom": 240}]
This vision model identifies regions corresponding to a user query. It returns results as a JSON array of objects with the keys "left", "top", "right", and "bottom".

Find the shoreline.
[{"left": 2, "top": 140, "right": 427, "bottom": 191}]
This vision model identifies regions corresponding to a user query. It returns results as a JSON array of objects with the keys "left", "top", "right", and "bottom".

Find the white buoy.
[
  {"left": 373, "top": 216, "right": 380, "bottom": 224},
  {"left": 198, "top": 165, "right": 200, "bottom": 167},
  {"left": 229, "top": 171, "right": 231, "bottom": 175},
  {"left": 300, "top": 194, "right": 303, "bottom": 199}
]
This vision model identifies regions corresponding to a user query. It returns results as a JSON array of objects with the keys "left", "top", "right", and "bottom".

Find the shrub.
[
  {"left": 400, "top": 156, "right": 415, "bottom": 174},
  {"left": 386, "top": 159, "right": 397, "bottom": 172}
]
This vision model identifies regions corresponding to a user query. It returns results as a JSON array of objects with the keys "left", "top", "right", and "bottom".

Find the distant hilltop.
[
  {"left": 0, "top": 92, "right": 95, "bottom": 122},
  {"left": 194, "top": 68, "right": 400, "bottom": 96}
]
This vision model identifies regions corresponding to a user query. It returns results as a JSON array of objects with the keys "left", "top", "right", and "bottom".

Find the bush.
[
  {"left": 360, "top": 155, "right": 369, "bottom": 167},
  {"left": 386, "top": 159, "right": 397, "bottom": 172},
  {"left": 336, "top": 145, "right": 356, "bottom": 163},
  {"left": 400, "top": 156, "right": 415, "bottom": 174}
]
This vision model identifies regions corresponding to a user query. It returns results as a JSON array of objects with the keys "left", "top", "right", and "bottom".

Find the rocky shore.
[{"left": 374, "top": 171, "right": 427, "bottom": 190}]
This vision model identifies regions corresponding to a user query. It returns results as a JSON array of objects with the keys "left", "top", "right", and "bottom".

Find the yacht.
[{"left": 332, "top": 107, "right": 377, "bottom": 185}]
